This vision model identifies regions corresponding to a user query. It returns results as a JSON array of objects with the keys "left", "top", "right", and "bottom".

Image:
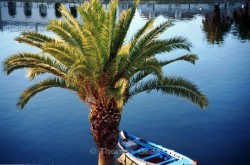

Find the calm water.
[{"left": 1, "top": 1, "right": 250, "bottom": 165}]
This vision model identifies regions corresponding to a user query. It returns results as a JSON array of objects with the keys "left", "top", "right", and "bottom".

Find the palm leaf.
[
  {"left": 130, "top": 77, "right": 208, "bottom": 108},
  {"left": 110, "top": 0, "right": 139, "bottom": 61},
  {"left": 129, "top": 70, "right": 152, "bottom": 86},
  {"left": 78, "top": 0, "right": 105, "bottom": 32},
  {"left": 65, "top": 63, "right": 97, "bottom": 87},
  {"left": 97, "top": 0, "right": 118, "bottom": 65},
  {"left": 42, "top": 41, "right": 78, "bottom": 66},
  {"left": 59, "top": 4, "right": 82, "bottom": 33},
  {"left": 17, "top": 78, "right": 77, "bottom": 109},
  {"left": 130, "top": 19, "right": 154, "bottom": 48},
  {"left": 140, "top": 37, "right": 191, "bottom": 59},
  {"left": 26, "top": 68, "right": 47, "bottom": 80},
  {"left": 47, "top": 20, "right": 84, "bottom": 54},
  {"left": 160, "top": 54, "right": 198, "bottom": 66},
  {"left": 3, "top": 53, "right": 67, "bottom": 78},
  {"left": 16, "top": 31, "right": 54, "bottom": 48},
  {"left": 3, "top": 0, "right": 208, "bottom": 111},
  {"left": 128, "top": 22, "right": 172, "bottom": 61},
  {"left": 127, "top": 58, "right": 163, "bottom": 80}
]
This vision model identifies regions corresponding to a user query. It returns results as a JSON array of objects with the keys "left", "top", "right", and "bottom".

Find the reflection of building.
[
  {"left": 24, "top": 2, "right": 32, "bottom": 17},
  {"left": 0, "top": 0, "right": 246, "bottom": 32},
  {"left": 70, "top": 5, "right": 77, "bottom": 18},
  {"left": 55, "top": 3, "right": 62, "bottom": 18},
  {"left": 7, "top": 1, "right": 16, "bottom": 16},
  {"left": 0, "top": 1, "right": 82, "bottom": 31},
  {"left": 0, "top": 4, "right": 2, "bottom": 31},
  {"left": 138, "top": 2, "right": 243, "bottom": 20},
  {"left": 39, "top": 3, "right": 47, "bottom": 17}
]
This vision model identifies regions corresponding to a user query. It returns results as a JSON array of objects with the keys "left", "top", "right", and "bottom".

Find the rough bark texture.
[
  {"left": 90, "top": 101, "right": 121, "bottom": 165},
  {"left": 98, "top": 148, "right": 115, "bottom": 165}
]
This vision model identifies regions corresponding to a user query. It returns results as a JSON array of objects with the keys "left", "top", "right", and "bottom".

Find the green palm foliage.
[
  {"left": 3, "top": 1, "right": 208, "bottom": 163},
  {"left": 3, "top": 0, "right": 208, "bottom": 110}
]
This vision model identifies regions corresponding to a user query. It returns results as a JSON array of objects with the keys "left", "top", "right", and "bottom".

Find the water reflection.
[
  {"left": 70, "top": 5, "right": 77, "bottom": 18},
  {"left": 202, "top": 2, "right": 250, "bottom": 44},
  {"left": 1, "top": 0, "right": 249, "bottom": 41},
  {"left": 202, "top": 4, "right": 233, "bottom": 44},
  {"left": 233, "top": 2, "right": 250, "bottom": 40},
  {"left": 7, "top": 1, "right": 16, "bottom": 16},
  {"left": 24, "top": 2, "right": 32, "bottom": 17},
  {"left": 55, "top": 3, "right": 62, "bottom": 18},
  {"left": 39, "top": 3, "right": 47, "bottom": 17}
]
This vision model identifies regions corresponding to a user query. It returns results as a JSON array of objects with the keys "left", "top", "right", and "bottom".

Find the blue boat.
[{"left": 117, "top": 131, "right": 197, "bottom": 165}]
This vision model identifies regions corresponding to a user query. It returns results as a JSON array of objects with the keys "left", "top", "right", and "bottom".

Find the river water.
[{"left": 0, "top": 1, "right": 250, "bottom": 164}]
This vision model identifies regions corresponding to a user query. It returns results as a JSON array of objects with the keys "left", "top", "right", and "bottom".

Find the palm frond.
[
  {"left": 110, "top": 0, "right": 139, "bottom": 61},
  {"left": 16, "top": 31, "right": 55, "bottom": 48},
  {"left": 77, "top": 0, "right": 108, "bottom": 69},
  {"left": 26, "top": 68, "right": 47, "bottom": 80},
  {"left": 42, "top": 41, "right": 78, "bottom": 66},
  {"left": 160, "top": 54, "right": 198, "bottom": 66},
  {"left": 127, "top": 21, "right": 172, "bottom": 65},
  {"left": 126, "top": 57, "right": 163, "bottom": 80},
  {"left": 107, "top": 78, "right": 128, "bottom": 110},
  {"left": 59, "top": 4, "right": 82, "bottom": 33},
  {"left": 81, "top": 30, "right": 103, "bottom": 71},
  {"left": 140, "top": 37, "right": 191, "bottom": 60},
  {"left": 129, "top": 54, "right": 198, "bottom": 87},
  {"left": 17, "top": 78, "right": 77, "bottom": 109},
  {"left": 130, "top": 19, "right": 154, "bottom": 48},
  {"left": 117, "top": 43, "right": 131, "bottom": 57},
  {"left": 3, "top": 53, "right": 67, "bottom": 78},
  {"left": 129, "top": 70, "right": 151, "bottom": 86},
  {"left": 105, "top": 0, "right": 139, "bottom": 83},
  {"left": 66, "top": 63, "right": 96, "bottom": 86},
  {"left": 123, "top": 36, "right": 192, "bottom": 80},
  {"left": 97, "top": 0, "right": 118, "bottom": 65},
  {"left": 105, "top": 58, "right": 119, "bottom": 85},
  {"left": 130, "top": 77, "right": 208, "bottom": 108},
  {"left": 162, "top": 37, "right": 191, "bottom": 52},
  {"left": 47, "top": 19, "right": 84, "bottom": 53},
  {"left": 78, "top": 0, "right": 105, "bottom": 31},
  {"left": 2, "top": 0, "right": 208, "bottom": 111}
]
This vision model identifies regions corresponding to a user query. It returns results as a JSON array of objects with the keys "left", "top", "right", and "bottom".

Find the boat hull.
[{"left": 117, "top": 131, "right": 195, "bottom": 165}]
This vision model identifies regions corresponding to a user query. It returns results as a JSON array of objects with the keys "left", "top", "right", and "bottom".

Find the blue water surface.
[{"left": 1, "top": 2, "right": 250, "bottom": 165}]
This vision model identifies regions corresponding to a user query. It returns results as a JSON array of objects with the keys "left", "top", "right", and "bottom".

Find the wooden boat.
[{"left": 117, "top": 131, "right": 197, "bottom": 165}]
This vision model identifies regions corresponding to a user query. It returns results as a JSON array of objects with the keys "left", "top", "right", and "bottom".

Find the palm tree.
[{"left": 3, "top": 0, "right": 208, "bottom": 164}]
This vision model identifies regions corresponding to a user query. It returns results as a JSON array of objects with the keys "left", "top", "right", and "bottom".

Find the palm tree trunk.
[
  {"left": 98, "top": 148, "right": 115, "bottom": 165},
  {"left": 90, "top": 101, "right": 121, "bottom": 165}
]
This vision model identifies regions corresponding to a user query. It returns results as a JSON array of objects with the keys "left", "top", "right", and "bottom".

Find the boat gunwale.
[{"left": 118, "top": 132, "right": 195, "bottom": 165}]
